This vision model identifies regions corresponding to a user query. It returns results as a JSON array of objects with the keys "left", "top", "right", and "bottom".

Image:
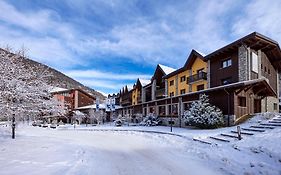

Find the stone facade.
[
  {"left": 261, "top": 97, "right": 279, "bottom": 113},
  {"left": 207, "top": 60, "right": 210, "bottom": 88},
  {"left": 238, "top": 45, "right": 248, "bottom": 81}
]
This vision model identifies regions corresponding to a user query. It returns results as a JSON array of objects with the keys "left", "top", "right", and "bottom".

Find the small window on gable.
[{"left": 222, "top": 58, "right": 232, "bottom": 68}]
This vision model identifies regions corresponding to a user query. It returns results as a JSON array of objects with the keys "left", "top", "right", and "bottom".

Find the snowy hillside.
[{"left": 0, "top": 48, "right": 105, "bottom": 100}]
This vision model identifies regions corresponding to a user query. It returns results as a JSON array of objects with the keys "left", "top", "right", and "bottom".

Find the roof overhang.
[
  {"left": 205, "top": 32, "right": 281, "bottom": 70},
  {"left": 164, "top": 49, "right": 206, "bottom": 79}
]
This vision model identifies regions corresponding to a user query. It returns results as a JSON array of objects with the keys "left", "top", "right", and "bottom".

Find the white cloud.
[
  {"left": 0, "top": 25, "right": 80, "bottom": 68},
  {"left": 232, "top": 0, "right": 281, "bottom": 42},
  {"left": 64, "top": 69, "right": 151, "bottom": 80}
]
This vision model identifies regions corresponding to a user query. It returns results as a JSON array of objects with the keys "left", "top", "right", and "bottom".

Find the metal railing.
[
  {"left": 186, "top": 72, "right": 207, "bottom": 84},
  {"left": 155, "top": 88, "right": 165, "bottom": 97}
]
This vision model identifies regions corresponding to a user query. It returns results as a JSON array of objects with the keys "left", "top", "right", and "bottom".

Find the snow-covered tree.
[
  {"left": 140, "top": 113, "right": 160, "bottom": 126},
  {"left": 88, "top": 109, "right": 104, "bottom": 125},
  {"left": 0, "top": 48, "right": 65, "bottom": 123},
  {"left": 183, "top": 94, "right": 224, "bottom": 129}
]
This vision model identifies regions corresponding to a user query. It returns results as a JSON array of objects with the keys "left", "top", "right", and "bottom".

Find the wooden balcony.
[
  {"left": 186, "top": 72, "right": 207, "bottom": 84},
  {"left": 155, "top": 88, "right": 165, "bottom": 97}
]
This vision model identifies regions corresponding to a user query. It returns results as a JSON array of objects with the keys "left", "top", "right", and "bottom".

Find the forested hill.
[{"left": 0, "top": 48, "right": 105, "bottom": 100}]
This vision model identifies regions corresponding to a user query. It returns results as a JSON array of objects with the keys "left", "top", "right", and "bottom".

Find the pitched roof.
[
  {"left": 139, "top": 79, "right": 151, "bottom": 86},
  {"left": 205, "top": 32, "right": 281, "bottom": 70},
  {"left": 49, "top": 87, "right": 68, "bottom": 93},
  {"left": 158, "top": 64, "right": 176, "bottom": 75},
  {"left": 184, "top": 49, "right": 206, "bottom": 69},
  {"left": 164, "top": 49, "right": 205, "bottom": 79}
]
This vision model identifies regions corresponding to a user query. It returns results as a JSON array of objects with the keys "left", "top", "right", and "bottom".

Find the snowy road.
[
  {"left": 0, "top": 126, "right": 221, "bottom": 175},
  {"left": 1, "top": 118, "right": 281, "bottom": 175}
]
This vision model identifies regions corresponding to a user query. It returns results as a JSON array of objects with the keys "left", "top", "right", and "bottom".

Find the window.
[
  {"left": 221, "top": 77, "right": 232, "bottom": 85},
  {"left": 274, "top": 103, "right": 277, "bottom": 110},
  {"left": 251, "top": 52, "right": 258, "bottom": 73},
  {"left": 158, "top": 106, "right": 166, "bottom": 116},
  {"left": 180, "top": 76, "right": 186, "bottom": 82},
  {"left": 238, "top": 97, "right": 246, "bottom": 107},
  {"left": 169, "top": 92, "right": 174, "bottom": 97},
  {"left": 265, "top": 66, "right": 267, "bottom": 72},
  {"left": 170, "top": 80, "right": 174, "bottom": 86},
  {"left": 180, "top": 89, "right": 186, "bottom": 95},
  {"left": 197, "top": 68, "right": 204, "bottom": 74},
  {"left": 197, "top": 84, "right": 204, "bottom": 91},
  {"left": 222, "top": 58, "right": 232, "bottom": 68},
  {"left": 169, "top": 104, "right": 178, "bottom": 115},
  {"left": 183, "top": 103, "right": 192, "bottom": 111},
  {"left": 268, "top": 69, "right": 270, "bottom": 74},
  {"left": 261, "top": 64, "right": 263, "bottom": 70}
]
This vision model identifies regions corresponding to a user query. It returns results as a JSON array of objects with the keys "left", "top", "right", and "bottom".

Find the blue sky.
[{"left": 0, "top": 0, "right": 281, "bottom": 95}]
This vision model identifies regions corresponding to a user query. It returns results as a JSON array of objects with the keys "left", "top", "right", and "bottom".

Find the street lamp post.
[
  {"left": 12, "top": 114, "right": 16, "bottom": 139},
  {"left": 170, "top": 96, "right": 173, "bottom": 132}
]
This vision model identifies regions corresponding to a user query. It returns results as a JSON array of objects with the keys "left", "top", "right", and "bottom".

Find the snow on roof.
[
  {"left": 49, "top": 87, "right": 68, "bottom": 93},
  {"left": 76, "top": 104, "right": 106, "bottom": 110},
  {"left": 75, "top": 103, "right": 122, "bottom": 111},
  {"left": 127, "top": 85, "right": 134, "bottom": 91},
  {"left": 139, "top": 79, "right": 151, "bottom": 86},
  {"left": 159, "top": 64, "right": 176, "bottom": 75},
  {"left": 196, "top": 50, "right": 206, "bottom": 57}
]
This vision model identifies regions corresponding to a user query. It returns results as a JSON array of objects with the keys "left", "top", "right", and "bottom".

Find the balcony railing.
[
  {"left": 137, "top": 96, "right": 142, "bottom": 103},
  {"left": 121, "top": 98, "right": 131, "bottom": 105},
  {"left": 186, "top": 72, "right": 207, "bottom": 84},
  {"left": 155, "top": 88, "right": 165, "bottom": 97}
]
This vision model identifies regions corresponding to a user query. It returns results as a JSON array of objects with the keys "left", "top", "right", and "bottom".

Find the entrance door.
[{"left": 254, "top": 99, "right": 261, "bottom": 113}]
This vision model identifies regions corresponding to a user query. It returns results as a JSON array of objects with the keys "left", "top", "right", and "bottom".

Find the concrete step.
[
  {"left": 260, "top": 123, "right": 281, "bottom": 127},
  {"left": 221, "top": 133, "right": 241, "bottom": 139},
  {"left": 193, "top": 138, "right": 213, "bottom": 145},
  {"left": 269, "top": 121, "right": 281, "bottom": 124},
  {"left": 250, "top": 125, "right": 275, "bottom": 129},
  {"left": 242, "top": 128, "right": 265, "bottom": 132},
  {"left": 209, "top": 136, "right": 230, "bottom": 142},
  {"left": 231, "top": 130, "right": 254, "bottom": 135}
]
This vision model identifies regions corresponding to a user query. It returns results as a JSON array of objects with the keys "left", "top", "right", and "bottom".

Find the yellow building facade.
[
  {"left": 166, "top": 50, "right": 208, "bottom": 96},
  {"left": 132, "top": 88, "right": 139, "bottom": 105}
]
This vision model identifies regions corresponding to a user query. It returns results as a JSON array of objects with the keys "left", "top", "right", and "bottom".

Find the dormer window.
[{"left": 222, "top": 58, "right": 232, "bottom": 68}]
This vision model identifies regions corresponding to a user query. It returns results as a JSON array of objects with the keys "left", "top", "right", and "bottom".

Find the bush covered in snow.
[
  {"left": 140, "top": 113, "right": 160, "bottom": 126},
  {"left": 183, "top": 94, "right": 224, "bottom": 129}
]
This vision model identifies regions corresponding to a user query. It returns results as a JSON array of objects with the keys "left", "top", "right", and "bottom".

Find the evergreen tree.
[{"left": 183, "top": 94, "right": 224, "bottom": 129}]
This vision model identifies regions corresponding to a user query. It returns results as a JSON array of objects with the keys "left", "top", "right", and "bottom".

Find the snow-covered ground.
[{"left": 1, "top": 114, "right": 281, "bottom": 175}]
